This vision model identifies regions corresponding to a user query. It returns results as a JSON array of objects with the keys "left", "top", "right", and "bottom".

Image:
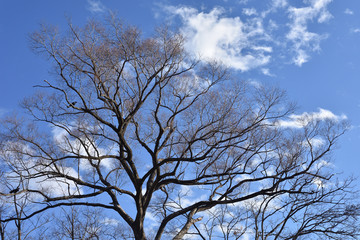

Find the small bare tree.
[
  {"left": 192, "top": 180, "right": 359, "bottom": 239},
  {"left": 0, "top": 178, "right": 50, "bottom": 240},
  {"left": 0, "top": 202, "right": 8, "bottom": 240},
  {"left": 50, "top": 206, "right": 126, "bottom": 240},
  {"left": 0, "top": 16, "right": 357, "bottom": 239}
]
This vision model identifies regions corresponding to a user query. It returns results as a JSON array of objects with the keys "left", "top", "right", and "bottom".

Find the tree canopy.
[{"left": 0, "top": 16, "right": 358, "bottom": 240}]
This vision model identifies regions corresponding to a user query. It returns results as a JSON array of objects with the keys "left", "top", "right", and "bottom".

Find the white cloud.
[
  {"left": 276, "top": 108, "right": 347, "bottom": 128},
  {"left": 311, "top": 170, "right": 333, "bottom": 189},
  {"left": 261, "top": 68, "right": 274, "bottom": 76},
  {"left": 101, "top": 217, "right": 120, "bottom": 226},
  {"left": 243, "top": 8, "right": 257, "bottom": 16},
  {"left": 144, "top": 210, "right": 160, "bottom": 231},
  {"left": 169, "top": 7, "right": 272, "bottom": 71},
  {"left": 300, "top": 136, "right": 326, "bottom": 150},
  {"left": 272, "top": 0, "right": 288, "bottom": 9},
  {"left": 344, "top": 8, "right": 354, "bottom": 15},
  {"left": 261, "top": 0, "right": 288, "bottom": 16},
  {"left": 235, "top": 195, "right": 282, "bottom": 212},
  {"left": 314, "top": 159, "right": 332, "bottom": 169},
  {"left": 308, "top": 137, "right": 325, "bottom": 147},
  {"left": 351, "top": 28, "right": 360, "bottom": 33},
  {"left": 87, "top": 0, "right": 106, "bottom": 13},
  {"left": 29, "top": 166, "right": 81, "bottom": 197},
  {"left": 51, "top": 124, "right": 115, "bottom": 171},
  {"left": 164, "top": 0, "right": 333, "bottom": 70},
  {"left": 286, "top": 0, "right": 333, "bottom": 66},
  {"left": 248, "top": 79, "right": 262, "bottom": 88},
  {"left": 52, "top": 126, "right": 68, "bottom": 143},
  {"left": 312, "top": 177, "right": 325, "bottom": 188},
  {"left": 238, "top": 0, "right": 249, "bottom": 4},
  {"left": 1, "top": 141, "right": 81, "bottom": 198}
]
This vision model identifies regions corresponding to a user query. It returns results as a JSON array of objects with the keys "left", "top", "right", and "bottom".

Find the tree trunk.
[
  {"left": 133, "top": 224, "right": 147, "bottom": 240},
  {"left": 17, "top": 221, "right": 21, "bottom": 240},
  {"left": 0, "top": 224, "right": 5, "bottom": 240}
]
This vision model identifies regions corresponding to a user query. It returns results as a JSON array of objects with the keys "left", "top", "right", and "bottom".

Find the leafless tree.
[
  {"left": 192, "top": 179, "right": 359, "bottom": 239},
  {"left": 0, "top": 16, "right": 357, "bottom": 239},
  {"left": 247, "top": 181, "right": 360, "bottom": 240},
  {"left": 50, "top": 206, "right": 127, "bottom": 240},
  {"left": 0, "top": 203, "right": 8, "bottom": 240},
  {"left": 0, "top": 177, "right": 50, "bottom": 240}
]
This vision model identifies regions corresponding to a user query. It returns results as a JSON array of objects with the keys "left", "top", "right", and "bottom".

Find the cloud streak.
[
  {"left": 87, "top": 0, "right": 106, "bottom": 13},
  {"left": 286, "top": 0, "right": 333, "bottom": 66},
  {"left": 351, "top": 28, "right": 360, "bottom": 34},
  {"left": 344, "top": 8, "right": 354, "bottom": 15},
  {"left": 52, "top": 124, "right": 115, "bottom": 171},
  {"left": 276, "top": 108, "right": 347, "bottom": 128},
  {"left": 164, "top": 0, "right": 333, "bottom": 71}
]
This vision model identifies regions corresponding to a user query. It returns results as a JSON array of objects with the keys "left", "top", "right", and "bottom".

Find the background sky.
[{"left": 1, "top": 0, "right": 359, "bottom": 180}]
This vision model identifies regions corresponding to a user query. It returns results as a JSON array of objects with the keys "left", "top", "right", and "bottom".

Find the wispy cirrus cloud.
[
  {"left": 276, "top": 108, "right": 347, "bottom": 128},
  {"left": 87, "top": 0, "right": 106, "bottom": 13},
  {"left": 162, "top": 0, "right": 333, "bottom": 71},
  {"left": 261, "top": 68, "right": 274, "bottom": 76},
  {"left": 51, "top": 124, "right": 115, "bottom": 171},
  {"left": 286, "top": 0, "right": 333, "bottom": 66},
  {"left": 1, "top": 142, "right": 81, "bottom": 197},
  {"left": 351, "top": 28, "right": 360, "bottom": 34},
  {"left": 344, "top": 8, "right": 354, "bottom": 15},
  {"left": 272, "top": 0, "right": 288, "bottom": 9},
  {"left": 101, "top": 217, "right": 120, "bottom": 226},
  {"left": 261, "top": 0, "right": 288, "bottom": 17},
  {"left": 238, "top": 0, "right": 249, "bottom": 4},
  {"left": 243, "top": 8, "right": 257, "bottom": 16}
]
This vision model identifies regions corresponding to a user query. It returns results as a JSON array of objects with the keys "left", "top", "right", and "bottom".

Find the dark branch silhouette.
[
  {"left": 0, "top": 15, "right": 358, "bottom": 240},
  {"left": 66, "top": 101, "right": 77, "bottom": 108},
  {"left": 9, "top": 187, "right": 19, "bottom": 194}
]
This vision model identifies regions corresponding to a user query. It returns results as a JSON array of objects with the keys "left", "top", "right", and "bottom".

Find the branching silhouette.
[{"left": 0, "top": 15, "right": 358, "bottom": 240}]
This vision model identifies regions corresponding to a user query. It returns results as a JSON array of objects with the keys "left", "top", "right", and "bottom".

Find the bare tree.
[
  {"left": 50, "top": 206, "right": 127, "bottom": 240},
  {"left": 0, "top": 178, "right": 50, "bottom": 240},
  {"left": 0, "top": 16, "right": 357, "bottom": 239},
  {"left": 0, "top": 202, "right": 8, "bottom": 240},
  {"left": 192, "top": 179, "right": 359, "bottom": 239},
  {"left": 247, "top": 181, "right": 360, "bottom": 240}
]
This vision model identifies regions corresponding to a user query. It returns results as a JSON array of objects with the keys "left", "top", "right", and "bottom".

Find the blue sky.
[{"left": 1, "top": 0, "right": 359, "bottom": 178}]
